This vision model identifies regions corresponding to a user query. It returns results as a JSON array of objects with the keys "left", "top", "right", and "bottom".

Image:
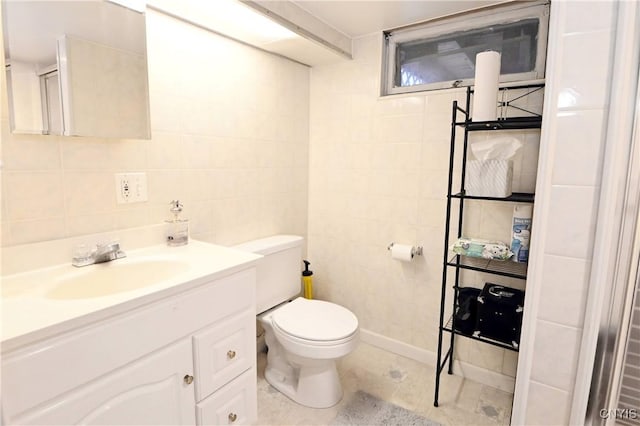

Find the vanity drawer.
[
  {"left": 193, "top": 310, "right": 256, "bottom": 401},
  {"left": 196, "top": 368, "right": 257, "bottom": 426}
]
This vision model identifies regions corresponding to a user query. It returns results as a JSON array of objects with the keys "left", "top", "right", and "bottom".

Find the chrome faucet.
[{"left": 72, "top": 241, "right": 126, "bottom": 267}]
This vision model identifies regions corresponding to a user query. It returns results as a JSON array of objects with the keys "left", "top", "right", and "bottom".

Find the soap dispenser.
[
  {"left": 166, "top": 200, "right": 189, "bottom": 246},
  {"left": 302, "top": 260, "right": 313, "bottom": 299}
]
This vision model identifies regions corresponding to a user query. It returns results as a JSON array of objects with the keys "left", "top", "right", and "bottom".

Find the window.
[{"left": 382, "top": 1, "right": 549, "bottom": 95}]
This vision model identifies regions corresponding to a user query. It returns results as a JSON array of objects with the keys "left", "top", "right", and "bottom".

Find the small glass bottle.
[{"left": 166, "top": 200, "right": 189, "bottom": 246}]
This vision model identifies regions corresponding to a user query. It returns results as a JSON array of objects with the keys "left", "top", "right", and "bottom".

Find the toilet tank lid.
[{"left": 232, "top": 235, "right": 303, "bottom": 255}]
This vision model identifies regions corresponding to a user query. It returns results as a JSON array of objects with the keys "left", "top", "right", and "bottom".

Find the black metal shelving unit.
[{"left": 433, "top": 84, "right": 544, "bottom": 407}]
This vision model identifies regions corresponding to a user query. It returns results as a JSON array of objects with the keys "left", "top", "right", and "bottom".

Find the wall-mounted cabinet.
[{"left": 2, "top": 0, "right": 151, "bottom": 138}]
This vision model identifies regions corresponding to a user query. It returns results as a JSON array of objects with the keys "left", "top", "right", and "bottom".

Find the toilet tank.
[{"left": 233, "top": 235, "right": 303, "bottom": 314}]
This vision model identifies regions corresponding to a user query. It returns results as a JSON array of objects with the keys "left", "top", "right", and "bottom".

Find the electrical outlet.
[{"left": 115, "top": 172, "right": 148, "bottom": 204}]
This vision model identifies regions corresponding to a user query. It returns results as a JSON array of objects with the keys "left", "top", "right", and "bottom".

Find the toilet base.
[
  {"left": 259, "top": 310, "right": 352, "bottom": 409},
  {"left": 258, "top": 299, "right": 358, "bottom": 409},
  {"left": 264, "top": 355, "right": 343, "bottom": 409}
]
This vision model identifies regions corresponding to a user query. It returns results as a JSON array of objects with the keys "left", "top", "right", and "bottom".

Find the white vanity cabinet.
[
  {"left": 7, "top": 338, "right": 197, "bottom": 425},
  {"left": 1, "top": 268, "right": 258, "bottom": 426}
]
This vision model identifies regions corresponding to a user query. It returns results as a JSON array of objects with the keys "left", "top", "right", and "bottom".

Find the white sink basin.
[
  {"left": 46, "top": 259, "right": 191, "bottom": 300},
  {"left": 1, "top": 240, "right": 263, "bottom": 348}
]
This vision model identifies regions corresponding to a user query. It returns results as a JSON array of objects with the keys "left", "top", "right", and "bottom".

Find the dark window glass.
[{"left": 395, "top": 19, "right": 539, "bottom": 87}]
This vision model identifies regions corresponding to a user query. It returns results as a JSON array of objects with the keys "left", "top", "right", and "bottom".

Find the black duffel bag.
[{"left": 454, "top": 287, "right": 482, "bottom": 335}]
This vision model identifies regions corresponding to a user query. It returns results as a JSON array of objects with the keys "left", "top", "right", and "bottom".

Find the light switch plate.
[{"left": 115, "top": 172, "right": 148, "bottom": 204}]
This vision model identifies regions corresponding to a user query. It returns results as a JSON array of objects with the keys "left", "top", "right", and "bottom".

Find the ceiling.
[
  {"left": 3, "top": 0, "right": 512, "bottom": 70},
  {"left": 3, "top": 1, "right": 145, "bottom": 69},
  {"left": 291, "top": 0, "right": 508, "bottom": 38},
  {"left": 148, "top": 0, "right": 346, "bottom": 66}
]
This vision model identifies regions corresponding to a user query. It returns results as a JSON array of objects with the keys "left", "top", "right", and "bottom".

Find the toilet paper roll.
[
  {"left": 391, "top": 244, "right": 414, "bottom": 262},
  {"left": 472, "top": 51, "right": 501, "bottom": 121}
]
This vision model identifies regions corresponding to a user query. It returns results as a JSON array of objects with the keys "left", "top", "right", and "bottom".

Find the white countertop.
[{"left": 1, "top": 240, "right": 261, "bottom": 352}]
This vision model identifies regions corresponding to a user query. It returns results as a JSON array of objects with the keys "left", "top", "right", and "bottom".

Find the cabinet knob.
[
  {"left": 228, "top": 412, "right": 238, "bottom": 422},
  {"left": 183, "top": 374, "right": 194, "bottom": 385},
  {"left": 227, "top": 350, "right": 236, "bottom": 359}
]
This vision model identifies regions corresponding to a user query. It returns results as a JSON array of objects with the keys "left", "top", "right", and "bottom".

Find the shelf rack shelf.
[
  {"left": 446, "top": 255, "right": 528, "bottom": 280},
  {"left": 450, "top": 192, "right": 535, "bottom": 203},
  {"left": 455, "top": 116, "right": 543, "bottom": 131},
  {"left": 434, "top": 83, "right": 544, "bottom": 408},
  {"left": 443, "top": 315, "right": 519, "bottom": 352}
]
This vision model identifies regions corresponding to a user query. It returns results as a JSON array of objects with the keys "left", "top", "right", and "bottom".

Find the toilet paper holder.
[{"left": 387, "top": 242, "right": 423, "bottom": 256}]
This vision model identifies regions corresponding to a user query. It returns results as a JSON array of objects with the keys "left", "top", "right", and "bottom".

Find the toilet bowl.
[
  {"left": 258, "top": 297, "right": 359, "bottom": 408},
  {"left": 232, "top": 235, "right": 359, "bottom": 408}
]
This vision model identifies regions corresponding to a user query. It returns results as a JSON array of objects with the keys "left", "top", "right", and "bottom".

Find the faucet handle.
[
  {"left": 72, "top": 244, "right": 93, "bottom": 267},
  {"left": 96, "top": 240, "right": 120, "bottom": 252},
  {"left": 94, "top": 241, "right": 126, "bottom": 262},
  {"left": 74, "top": 243, "right": 91, "bottom": 257},
  {"left": 72, "top": 240, "right": 125, "bottom": 267}
]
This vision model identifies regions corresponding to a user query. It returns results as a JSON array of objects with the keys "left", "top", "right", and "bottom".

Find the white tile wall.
[
  {"left": 531, "top": 320, "right": 583, "bottom": 391},
  {"left": 1, "top": 9, "right": 309, "bottom": 248},
  {"left": 552, "top": 110, "right": 606, "bottom": 186},
  {"left": 526, "top": 381, "right": 572, "bottom": 425},
  {"left": 545, "top": 185, "right": 599, "bottom": 259},
  {"left": 556, "top": 30, "right": 613, "bottom": 111},
  {"left": 537, "top": 255, "right": 590, "bottom": 328},
  {"left": 4, "top": 172, "right": 65, "bottom": 221},
  {"left": 308, "top": 34, "right": 540, "bottom": 379},
  {"left": 517, "top": 1, "right": 618, "bottom": 424},
  {"left": 564, "top": 1, "right": 615, "bottom": 33}
]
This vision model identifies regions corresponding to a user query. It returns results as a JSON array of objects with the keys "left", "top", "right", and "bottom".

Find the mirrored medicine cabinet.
[{"left": 2, "top": 0, "right": 151, "bottom": 139}]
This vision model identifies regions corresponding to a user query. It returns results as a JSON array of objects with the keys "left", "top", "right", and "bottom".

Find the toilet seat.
[
  {"left": 272, "top": 298, "right": 358, "bottom": 343},
  {"left": 272, "top": 321, "right": 357, "bottom": 347}
]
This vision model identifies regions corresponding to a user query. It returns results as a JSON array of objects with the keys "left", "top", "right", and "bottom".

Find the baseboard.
[{"left": 359, "top": 328, "right": 515, "bottom": 393}]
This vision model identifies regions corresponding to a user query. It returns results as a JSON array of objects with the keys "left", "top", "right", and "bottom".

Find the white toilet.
[{"left": 233, "top": 235, "right": 359, "bottom": 409}]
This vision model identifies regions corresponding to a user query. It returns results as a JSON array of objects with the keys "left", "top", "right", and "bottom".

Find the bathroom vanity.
[{"left": 1, "top": 241, "right": 261, "bottom": 425}]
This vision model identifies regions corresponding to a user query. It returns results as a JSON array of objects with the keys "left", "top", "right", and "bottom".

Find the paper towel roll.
[
  {"left": 391, "top": 244, "right": 414, "bottom": 261},
  {"left": 472, "top": 51, "right": 501, "bottom": 121}
]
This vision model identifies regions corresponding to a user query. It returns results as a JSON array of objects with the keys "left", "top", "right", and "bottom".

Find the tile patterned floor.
[{"left": 257, "top": 342, "right": 514, "bottom": 425}]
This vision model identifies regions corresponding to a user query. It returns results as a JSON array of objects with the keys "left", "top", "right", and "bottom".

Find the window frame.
[{"left": 381, "top": 1, "right": 550, "bottom": 96}]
